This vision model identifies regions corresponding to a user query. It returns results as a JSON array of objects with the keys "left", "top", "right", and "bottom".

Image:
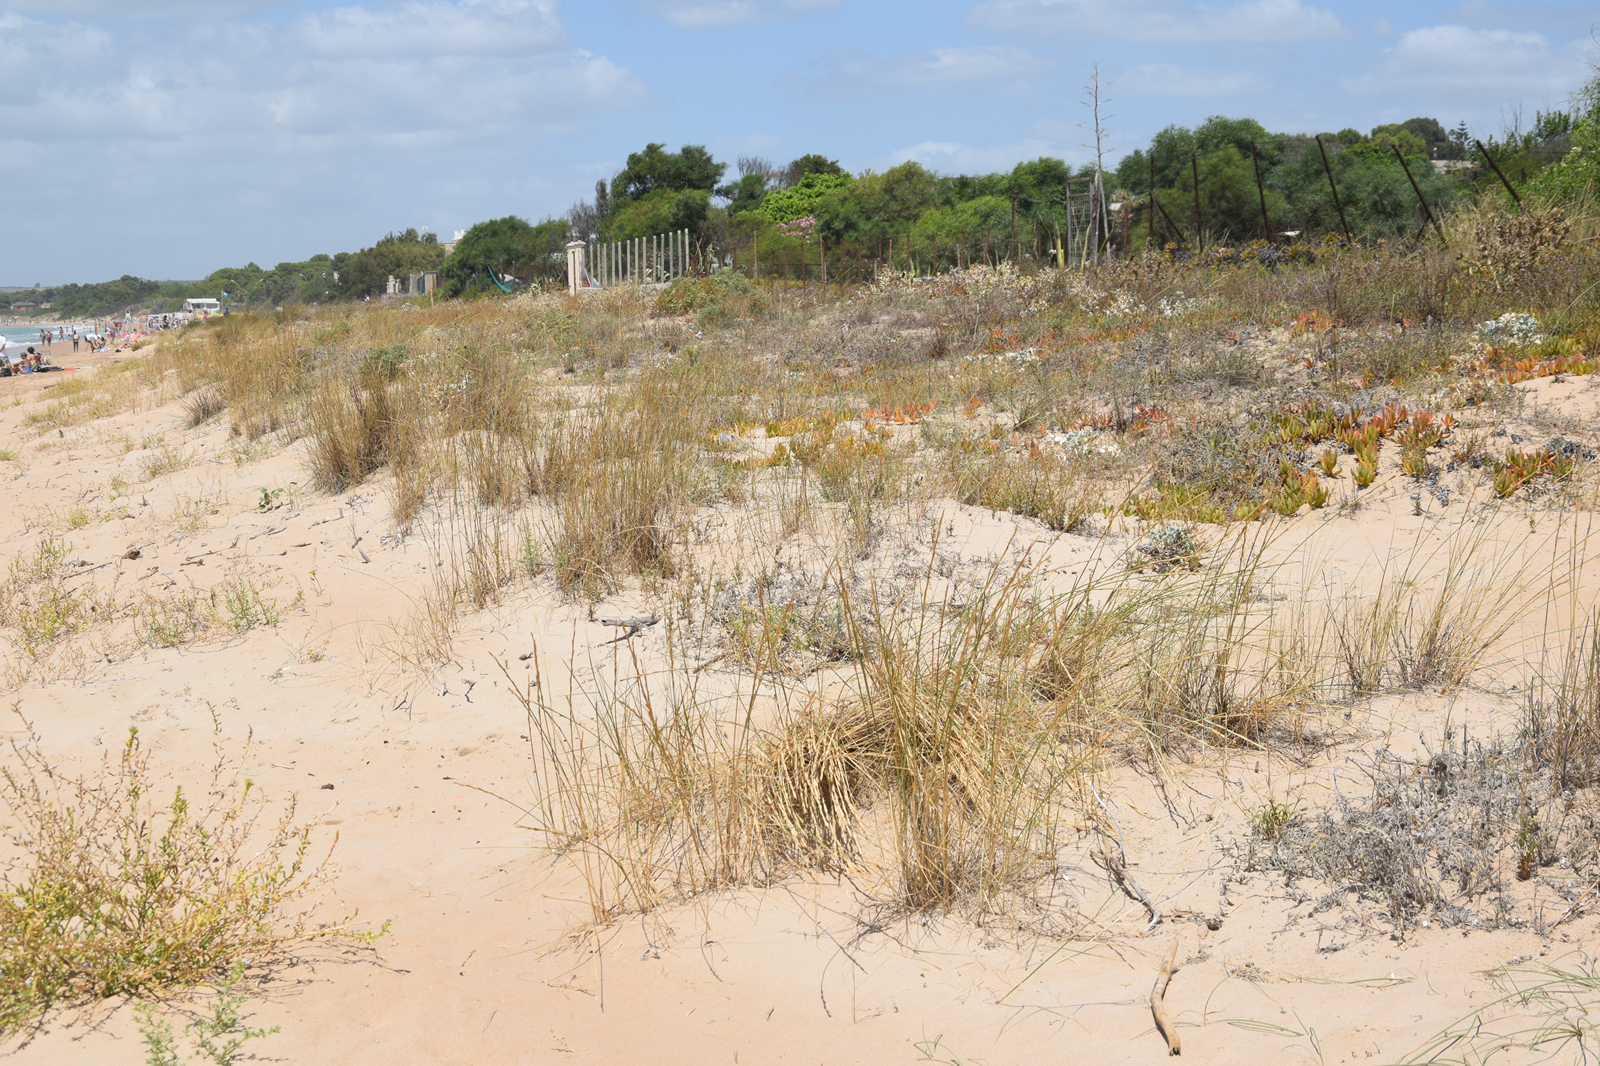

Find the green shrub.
[
  {"left": 655, "top": 272, "right": 768, "bottom": 326},
  {"left": 0, "top": 725, "right": 332, "bottom": 1032}
]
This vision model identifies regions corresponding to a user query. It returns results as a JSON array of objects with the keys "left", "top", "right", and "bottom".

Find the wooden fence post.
[
  {"left": 565, "top": 241, "right": 584, "bottom": 295},
  {"left": 1009, "top": 195, "right": 1017, "bottom": 264},
  {"left": 1250, "top": 141, "right": 1271, "bottom": 240},
  {"left": 1394, "top": 145, "right": 1447, "bottom": 245},
  {"left": 1315, "top": 136, "right": 1354, "bottom": 242},
  {"left": 1190, "top": 152, "right": 1205, "bottom": 252},
  {"left": 1475, "top": 140, "right": 1522, "bottom": 207},
  {"left": 1148, "top": 152, "right": 1156, "bottom": 251}
]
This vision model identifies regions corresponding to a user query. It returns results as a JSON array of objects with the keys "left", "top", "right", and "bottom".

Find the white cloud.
[
  {"left": 1121, "top": 63, "right": 1266, "bottom": 96},
  {"left": 890, "top": 138, "right": 1075, "bottom": 174},
  {"left": 1343, "top": 24, "right": 1590, "bottom": 102},
  {"left": 641, "top": 0, "right": 837, "bottom": 29},
  {"left": 0, "top": 1, "right": 286, "bottom": 13},
  {"left": 788, "top": 45, "right": 1045, "bottom": 97},
  {"left": 968, "top": 0, "right": 1346, "bottom": 43},
  {"left": 0, "top": 1, "right": 646, "bottom": 279},
  {"left": 0, "top": 2, "right": 643, "bottom": 143}
]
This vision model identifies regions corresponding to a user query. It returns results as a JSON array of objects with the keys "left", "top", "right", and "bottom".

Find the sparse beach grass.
[{"left": 3, "top": 196, "right": 1600, "bottom": 1052}]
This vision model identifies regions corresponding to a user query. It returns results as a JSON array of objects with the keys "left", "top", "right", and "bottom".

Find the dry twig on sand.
[
  {"left": 1150, "top": 940, "right": 1182, "bottom": 1056},
  {"left": 1091, "top": 785, "right": 1162, "bottom": 931}
]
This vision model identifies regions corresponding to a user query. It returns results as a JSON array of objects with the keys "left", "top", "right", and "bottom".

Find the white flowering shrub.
[
  {"left": 1042, "top": 429, "right": 1121, "bottom": 456},
  {"left": 1475, "top": 312, "right": 1544, "bottom": 346},
  {"left": 964, "top": 348, "right": 1040, "bottom": 368},
  {"left": 1157, "top": 291, "right": 1204, "bottom": 317},
  {"left": 1136, "top": 524, "right": 1199, "bottom": 569}
]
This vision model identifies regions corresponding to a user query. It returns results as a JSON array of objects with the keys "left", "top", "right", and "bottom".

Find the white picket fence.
[{"left": 567, "top": 228, "right": 691, "bottom": 294}]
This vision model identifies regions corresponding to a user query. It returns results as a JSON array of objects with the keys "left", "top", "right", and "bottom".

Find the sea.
[{"left": 0, "top": 323, "right": 104, "bottom": 347}]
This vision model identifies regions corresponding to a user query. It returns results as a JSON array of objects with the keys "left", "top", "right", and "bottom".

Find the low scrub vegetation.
[
  {"left": 6, "top": 188, "right": 1600, "bottom": 984},
  {"left": 0, "top": 715, "right": 333, "bottom": 1032}
]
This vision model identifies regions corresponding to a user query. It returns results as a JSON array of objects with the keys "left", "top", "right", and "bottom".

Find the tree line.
[{"left": 8, "top": 77, "right": 1596, "bottom": 316}]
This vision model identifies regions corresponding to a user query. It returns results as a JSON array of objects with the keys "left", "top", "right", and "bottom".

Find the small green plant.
[
  {"left": 142, "top": 445, "right": 190, "bottom": 481},
  {"left": 173, "top": 495, "right": 215, "bottom": 532},
  {"left": 1249, "top": 798, "right": 1300, "bottom": 843},
  {"left": 0, "top": 722, "right": 332, "bottom": 1033},
  {"left": 1494, "top": 446, "right": 1575, "bottom": 497},
  {"left": 1353, "top": 459, "right": 1377, "bottom": 487},
  {"left": 14, "top": 586, "right": 94, "bottom": 653},
  {"left": 256, "top": 487, "right": 284, "bottom": 511},
  {"left": 1318, "top": 448, "right": 1338, "bottom": 477},
  {"left": 138, "top": 592, "right": 212, "bottom": 648},
  {"left": 64, "top": 505, "right": 94, "bottom": 529},
  {"left": 1133, "top": 524, "right": 1201, "bottom": 571},
  {"left": 519, "top": 519, "right": 546, "bottom": 578},
  {"left": 217, "top": 579, "right": 278, "bottom": 634},
  {"left": 1515, "top": 811, "right": 1541, "bottom": 881},
  {"left": 138, "top": 960, "right": 280, "bottom": 1066},
  {"left": 8, "top": 536, "right": 67, "bottom": 585},
  {"left": 0, "top": 449, "right": 18, "bottom": 463}
]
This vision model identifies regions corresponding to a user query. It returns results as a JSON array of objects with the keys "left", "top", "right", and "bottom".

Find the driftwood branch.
[
  {"left": 1091, "top": 786, "right": 1162, "bottom": 931},
  {"left": 596, "top": 614, "right": 660, "bottom": 644},
  {"left": 1150, "top": 940, "right": 1182, "bottom": 1056}
]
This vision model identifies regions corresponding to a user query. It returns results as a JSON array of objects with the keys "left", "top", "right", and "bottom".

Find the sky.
[{"left": 1, "top": 0, "right": 1596, "bottom": 284}]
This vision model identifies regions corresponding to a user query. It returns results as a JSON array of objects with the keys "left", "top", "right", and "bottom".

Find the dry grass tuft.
[
  {"left": 1527, "top": 611, "right": 1600, "bottom": 790},
  {"left": 1331, "top": 516, "right": 1540, "bottom": 698}
]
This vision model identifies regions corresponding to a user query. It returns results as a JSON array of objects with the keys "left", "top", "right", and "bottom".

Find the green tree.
[
  {"left": 1352, "top": 125, "right": 1428, "bottom": 162},
  {"left": 912, "top": 196, "right": 1012, "bottom": 264},
  {"left": 337, "top": 230, "right": 445, "bottom": 300},
  {"left": 758, "top": 171, "right": 853, "bottom": 223},
  {"left": 1398, "top": 117, "right": 1458, "bottom": 159},
  {"left": 603, "top": 188, "right": 713, "bottom": 241},
  {"left": 1528, "top": 70, "right": 1600, "bottom": 200},
  {"left": 1008, "top": 156, "right": 1073, "bottom": 220},
  {"left": 783, "top": 153, "right": 846, "bottom": 185},
  {"left": 718, "top": 173, "right": 770, "bottom": 216},
  {"left": 440, "top": 217, "right": 567, "bottom": 295},
  {"left": 814, "top": 162, "right": 938, "bottom": 245},
  {"left": 611, "top": 143, "right": 726, "bottom": 205}
]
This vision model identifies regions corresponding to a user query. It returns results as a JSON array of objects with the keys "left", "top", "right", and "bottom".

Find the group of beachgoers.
[
  {"left": 0, "top": 324, "right": 109, "bottom": 377},
  {"left": 29, "top": 325, "right": 106, "bottom": 354},
  {"left": 0, "top": 344, "right": 64, "bottom": 376},
  {"left": 0, "top": 312, "right": 191, "bottom": 380}
]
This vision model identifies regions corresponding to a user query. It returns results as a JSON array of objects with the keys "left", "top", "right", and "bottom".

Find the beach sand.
[{"left": 1, "top": 340, "right": 1599, "bottom": 1064}]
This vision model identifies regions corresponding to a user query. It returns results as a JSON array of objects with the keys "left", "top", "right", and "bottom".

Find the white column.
[{"left": 565, "top": 241, "right": 586, "bottom": 295}]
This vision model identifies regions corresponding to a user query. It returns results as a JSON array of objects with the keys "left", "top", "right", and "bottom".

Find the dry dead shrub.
[
  {"left": 1249, "top": 738, "right": 1535, "bottom": 930},
  {"left": 0, "top": 712, "right": 335, "bottom": 1032},
  {"left": 1459, "top": 201, "right": 1573, "bottom": 292}
]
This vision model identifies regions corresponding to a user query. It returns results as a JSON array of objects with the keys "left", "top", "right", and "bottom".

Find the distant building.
[
  {"left": 11, "top": 301, "right": 36, "bottom": 311},
  {"left": 183, "top": 298, "right": 221, "bottom": 314},
  {"left": 383, "top": 273, "right": 440, "bottom": 300},
  {"left": 442, "top": 230, "right": 466, "bottom": 257}
]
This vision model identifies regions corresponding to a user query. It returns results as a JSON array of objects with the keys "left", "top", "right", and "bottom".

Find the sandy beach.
[{"left": 2, "top": 286, "right": 1599, "bottom": 1065}]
